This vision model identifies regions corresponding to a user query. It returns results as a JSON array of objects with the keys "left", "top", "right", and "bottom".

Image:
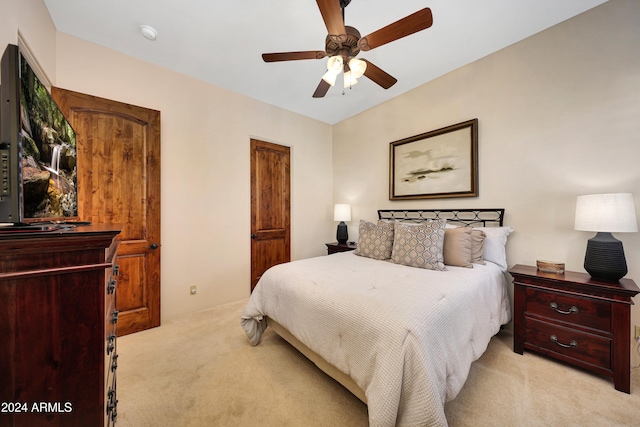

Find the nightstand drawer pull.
[
  {"left": 550, "top": 334, "right": 578, "bottom": 349},
  {"left": 550, "top": 302, "right": 578, "bottom": 315}
]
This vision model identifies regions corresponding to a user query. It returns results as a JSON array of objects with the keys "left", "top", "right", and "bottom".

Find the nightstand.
[
  {"left": 326, "top": 242, "right": 357, "bottom": 255},
  {"left": 509, "top": 264, "right": 640, "bottom": 393}
]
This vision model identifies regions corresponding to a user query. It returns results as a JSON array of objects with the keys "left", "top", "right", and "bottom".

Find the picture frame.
[{"left": 389, "top": 119, "right": 478, "bottom": 200}]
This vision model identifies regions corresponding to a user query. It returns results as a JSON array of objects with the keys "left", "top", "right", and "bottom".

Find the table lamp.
[
  {"left": 334, "top": 204, "right": 351, "bottom": 244},
  {"left": 574, "top": 193, "right": 638, "bottom": 281}
]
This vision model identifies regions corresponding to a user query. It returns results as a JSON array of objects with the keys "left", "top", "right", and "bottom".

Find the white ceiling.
[{"left": 43, "top": 0, "right": 607, "bottom": 124}]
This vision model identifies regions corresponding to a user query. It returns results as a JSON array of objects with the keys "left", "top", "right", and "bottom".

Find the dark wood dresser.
[
  {"left": 510, "top": 264, "right": 640, "bottom": 393},
  {"left": 0, "top": 225, "right": 121, "bottom": 426}
]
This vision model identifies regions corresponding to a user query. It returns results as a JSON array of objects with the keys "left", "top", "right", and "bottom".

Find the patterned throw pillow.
[
  {"left": 391, "top": 220, "right": 447, "bottom": 270},
  {"left": 354, "top": 220, "right": 395, "bottom": 260}
]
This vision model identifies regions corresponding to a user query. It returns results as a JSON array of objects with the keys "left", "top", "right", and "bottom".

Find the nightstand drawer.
[
  {"left": 526, "top": 288, "right": 611, "bottom": 333},
  {"left": 526, "top": 318, "right": 611, "bottom": 370}
]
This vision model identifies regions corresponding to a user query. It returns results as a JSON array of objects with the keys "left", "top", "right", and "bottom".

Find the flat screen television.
[{"left": 0, "top": 43, "right": 78, "bottom": 226}]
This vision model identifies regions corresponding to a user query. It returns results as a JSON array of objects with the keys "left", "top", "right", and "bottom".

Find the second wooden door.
[{"left": 250, "top": 139, "right": 290, "bottom": 291}]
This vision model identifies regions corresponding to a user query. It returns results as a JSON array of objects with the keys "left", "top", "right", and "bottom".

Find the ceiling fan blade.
[
  {"left": 362, "top": 59, "right": 397, "bottom": 89},
  {"left": 312, "top": 79, "right": 331, "bottom": 98},
  {"left": 262, "top": 51, "right": 327, "bottom": 62},
  {"left": 358, "top": 8, "right": 433, "bottom": 51},
  {"left": 316, "top": 0, "right": 346, "bottom": 40}
]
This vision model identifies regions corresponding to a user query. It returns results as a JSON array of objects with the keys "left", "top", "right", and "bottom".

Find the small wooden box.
[{"left": 536, "top": 260, "right": 565, "bottom": 274}]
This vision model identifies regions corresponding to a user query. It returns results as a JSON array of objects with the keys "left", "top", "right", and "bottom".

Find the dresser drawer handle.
[
  {"left": 550, "top": 302, "right": 578, "bottom": 315},
  {"left": 107, "top": 388, "right": 117, "bottom": 414},
  {"left": 107, "top": 279, "right": 117, "bottom": 295},
  {"left": 107, "top": 334, "right": 116, "bottom": 355},
  {"left": 550, "top": 334, "right": 578, "bottom": 349}
]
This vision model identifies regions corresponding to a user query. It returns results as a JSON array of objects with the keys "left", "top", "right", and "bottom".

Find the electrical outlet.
[
  {"left": 190, "top": 285, "right": 197, "bottom": 295},
  {"left": 635, "top": 325, "right": 640, "bottom": 341}
]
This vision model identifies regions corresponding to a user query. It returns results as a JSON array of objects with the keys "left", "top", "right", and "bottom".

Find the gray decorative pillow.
[
  {"left": 391, "top": 220, "right": 447, "bottom": 271},
  {"left": 354, "top": 220, "right": 395, "bottom": 260}
]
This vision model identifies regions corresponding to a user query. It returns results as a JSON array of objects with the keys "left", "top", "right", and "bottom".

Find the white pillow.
[{"left": 474, "top": 226, "right": 513, "bottom": 271}]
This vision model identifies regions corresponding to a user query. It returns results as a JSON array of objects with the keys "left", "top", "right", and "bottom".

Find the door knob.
[
  {"left": 149, "top": 243, "right": 159, "bottom": 250},
  {"left": 250, "top": 234, "right": 257, "bottom": 239}
]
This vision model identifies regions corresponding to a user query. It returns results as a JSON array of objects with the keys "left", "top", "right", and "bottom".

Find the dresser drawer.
[
  {"left": 526, "top": 288, "right": 611, "bottom": 333},
  {"left": 525, "top": 318, "right": 611, "bottom": 370}
]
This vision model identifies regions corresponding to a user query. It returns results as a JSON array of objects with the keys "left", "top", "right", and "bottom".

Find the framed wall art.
[{"left": 389, "top": 119, "right": 478, "bottom": 200}]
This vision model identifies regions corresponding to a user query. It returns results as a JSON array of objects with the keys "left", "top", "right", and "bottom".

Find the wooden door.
[
  {"left": 250, "top": 139, "right": 290, "bottom": 291},
  {"left": 52, "top": 87, "right": 161, "bottom": 336}
]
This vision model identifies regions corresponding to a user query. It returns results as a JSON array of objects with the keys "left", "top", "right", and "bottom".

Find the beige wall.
[
  {"left": 333, "top": 0, "right": 640, "bottom": 362},
  {"left": 2, "top": 0, "right": 334, "bottom": 321}
]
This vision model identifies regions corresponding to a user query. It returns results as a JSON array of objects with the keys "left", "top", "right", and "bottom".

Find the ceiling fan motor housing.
[{"left": 326, "top": 26, "right": 361, "bottom": 61}]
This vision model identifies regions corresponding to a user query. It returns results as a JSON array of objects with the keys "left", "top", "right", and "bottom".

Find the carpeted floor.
[{"left": 115, "top": 299, "right": 640, "bottom": 426}]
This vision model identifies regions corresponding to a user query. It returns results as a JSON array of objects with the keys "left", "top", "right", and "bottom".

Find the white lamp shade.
[
  {"left": 574, "top": 193, "right": 638, "bottom": 232},
  {"left": 322, "top": 70, "right": 338, "bottom": 86},
  {"left": 334, "top": 204, "right": 351, "bottom": 222},
  {"left": 343, "top": 71, "right": 358, "bottom": 88},
  {"left": 348, "top": 58, "right": 367, "bottom": 78},
  {"left": 326, "top": 56, "right": 343, "bottom": 73}
]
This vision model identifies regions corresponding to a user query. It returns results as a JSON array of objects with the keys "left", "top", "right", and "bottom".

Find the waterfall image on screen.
[{"left": 20, "top": 53, "right": 78, "bottom": 220}]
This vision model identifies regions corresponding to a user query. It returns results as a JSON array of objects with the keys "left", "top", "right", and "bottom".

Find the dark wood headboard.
[{"left": 378, "top": 208, "right": 505, "bottom": 227}]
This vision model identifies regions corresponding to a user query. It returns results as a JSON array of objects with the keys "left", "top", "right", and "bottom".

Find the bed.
[{"left": 241, "top": 209, "right": 512, "bottom": 426}]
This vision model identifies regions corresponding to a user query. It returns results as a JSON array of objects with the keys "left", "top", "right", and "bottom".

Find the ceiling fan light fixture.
[
  {"left": 322, "top": 70, "right": 339, "bottom": 86},
  {"left": 348, "top": 58, "right": 367, "bottom": 78},
  {"left": 344, "top": 71, "right": 358, "bottom": 88},
  {"left": 326, "top": 55, "right": 343, "bottom": 73}
]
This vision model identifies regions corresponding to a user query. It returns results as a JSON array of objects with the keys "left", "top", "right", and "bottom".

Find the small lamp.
[
  {"left": 334, "top": 204, "right": 351, "bottom": 244},
  {"left": 574, "top": 193, "right": 638, "bottom": 281}
]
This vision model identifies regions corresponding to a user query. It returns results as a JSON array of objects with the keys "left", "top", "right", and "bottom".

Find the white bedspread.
[{"left": 241, "top": 252, "right": 511, "bottom": 427}]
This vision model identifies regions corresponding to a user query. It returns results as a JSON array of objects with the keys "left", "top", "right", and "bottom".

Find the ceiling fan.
[{"left": 261, "top": 0, "right": 433, "bottom": 98}]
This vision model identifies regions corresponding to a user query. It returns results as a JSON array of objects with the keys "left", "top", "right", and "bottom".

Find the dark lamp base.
[
  {"left": 583, "top": 232, "right": 627, "bottom": 282},
  {"left": 336, "top": 221, "right": 348, "bottom": 244}
]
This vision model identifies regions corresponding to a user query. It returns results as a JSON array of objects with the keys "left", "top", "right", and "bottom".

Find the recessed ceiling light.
[{"left": 140, "top": 25, "right": 157, "bottom": 41}]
